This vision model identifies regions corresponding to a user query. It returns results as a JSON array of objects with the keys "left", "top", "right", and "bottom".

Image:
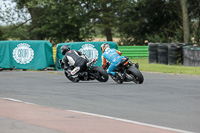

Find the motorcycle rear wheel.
[
  {"left": 127, "top": 66, "right": 144, "bottom": 84},
  {"left": 64, "top": 71, "right": 79, "bottom": 82}
]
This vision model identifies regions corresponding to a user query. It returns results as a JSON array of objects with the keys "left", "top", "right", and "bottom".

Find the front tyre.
[
  {"left": 127, "top": 66, "right": 144, "bottom": 84},
  {"left": 90, "top": 66, "right": 109, "bottom": 82}
]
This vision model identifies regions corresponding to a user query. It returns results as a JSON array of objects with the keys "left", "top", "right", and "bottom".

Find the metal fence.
[
  {"left": 53, "top": 46, "right": 149, "bottom": 62},
  {"left": 118, "top": 46, "right": 149, "bottom": 59}
]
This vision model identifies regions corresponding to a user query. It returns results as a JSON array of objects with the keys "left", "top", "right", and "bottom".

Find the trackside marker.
[{"left": 0, "top": 97, "right": 195, "bottom": 133}]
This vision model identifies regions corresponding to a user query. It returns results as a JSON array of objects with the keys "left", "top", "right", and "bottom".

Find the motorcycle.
[
  {"left": 106, "top": 57, "right": 144, "bottom": 84},
  {"left": 60, "top": 59, "right": 109, "bottom": 83}
]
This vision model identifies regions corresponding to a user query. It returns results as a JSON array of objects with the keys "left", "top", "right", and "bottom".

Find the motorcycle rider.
[
  {"left": 101, "top": 43, "right": 125, "bottom": 78},
  {"left": 60, "top": 45, "right": 88, "bottom": 82}
]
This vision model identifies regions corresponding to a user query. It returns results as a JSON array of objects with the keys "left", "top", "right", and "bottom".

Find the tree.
[
  {"left": 180, "top": 0, "right": 190, "bottom": 43},
  {"left": 0, "top": 28, "right": 5, "bottom": 40},
  {"left": 2, "top": 0, "right": 199, "bottom": 45},
  {"left": 116, "top": 0, "right": 184, "bottom": 45},
  {"left": 11, "top": 0, "right": 94, "bottom": 43},
  {"left": 83, "top": 0, "right": 124, "bottom": 41},
  {"left": 188, "top": 0, "right": 200, "bottom": 44}
]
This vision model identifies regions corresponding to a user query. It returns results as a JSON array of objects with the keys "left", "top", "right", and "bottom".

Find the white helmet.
[{"left": 101, "top": 43, "right": 110, "bottom": 53}]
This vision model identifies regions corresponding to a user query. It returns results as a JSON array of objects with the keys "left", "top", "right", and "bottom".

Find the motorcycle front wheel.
[
  {"left": 127, "top": 66, "right": 144, "bottom": 84},
  {"left": 90, "top": 66, "right": 109, "bottom": 82}
]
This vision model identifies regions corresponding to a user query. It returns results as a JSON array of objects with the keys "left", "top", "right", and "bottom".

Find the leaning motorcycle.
[
  {"left": 107, "top": 57, "right": 144, "bottom": 84},
  {"left": 61, "top": 59, "right": 109, "bottom": 83}
]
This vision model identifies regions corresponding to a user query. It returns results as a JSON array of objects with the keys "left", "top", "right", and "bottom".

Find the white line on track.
[
  {"left": 68, "top": 110, "right": 195, "bottom": 133},
  {"left": 1, "top": 97, "right": 195, "bottom": 133}
]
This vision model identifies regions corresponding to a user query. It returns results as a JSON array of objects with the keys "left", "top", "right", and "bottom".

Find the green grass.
[{"left": 130, "top": 59, "right": 200, "bottom": 75}]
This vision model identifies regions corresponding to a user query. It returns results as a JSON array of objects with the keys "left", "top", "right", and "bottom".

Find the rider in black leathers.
[{"left": 60, "top": 45, "right": 88, "bottom": 81}]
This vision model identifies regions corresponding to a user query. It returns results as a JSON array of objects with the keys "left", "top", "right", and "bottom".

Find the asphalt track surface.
[{"left": 0, "top": 71, "right": 200, "bottom": 133}]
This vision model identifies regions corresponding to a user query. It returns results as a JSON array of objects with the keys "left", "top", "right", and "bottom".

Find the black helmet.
[{"left": 61, "top": 45, "right": 70, "bottom": 55}]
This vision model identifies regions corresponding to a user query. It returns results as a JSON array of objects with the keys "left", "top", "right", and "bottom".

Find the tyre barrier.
[
  {"left": 148, "top": 43, "right": 186, "bottom": 65},
  {"left": 158, "top": 43, "right": 168, "bottom": 64},
  {"left": 148, "top": 43, "right": 159, "bottom": 63},
  {"left": 183, "top": 46, "right": 200, "bottom": 67},
  {"left": 168, "top": 43, "right": 184, "bottom": 65}
]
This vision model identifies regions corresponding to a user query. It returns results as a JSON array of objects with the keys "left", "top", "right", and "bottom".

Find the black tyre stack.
[
  {"left": 158, "top": 43, "right": 168, "bottom": 64},
  {"left": 148, "top": 43, "right": 189, "bottom": 66},
  {"left": 148, "top": 43, "right": 159, "bottom": 63},
  {"left": 168, "top": 43, "right": 184, "bottom": 65}
]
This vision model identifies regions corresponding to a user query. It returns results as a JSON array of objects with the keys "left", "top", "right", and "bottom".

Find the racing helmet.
[
  {"left": 61, "top": 45, "right": 70, "bottom": 55},
  {"left": 101, "top": 43, "right": 110, "bottom": 53}
]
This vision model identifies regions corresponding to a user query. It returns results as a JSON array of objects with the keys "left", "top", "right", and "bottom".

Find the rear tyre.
[
  {"left": 90, "top": 66, "right": 109, "bottom": 82},
  {"left": 64, "top": 71, "right": 79, "bottom": 82},
  {"left": 127, "top": 66, "right": 144, "bottom": 84}
]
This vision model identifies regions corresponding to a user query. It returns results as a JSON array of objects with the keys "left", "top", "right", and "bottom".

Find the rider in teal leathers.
[{"left": 101, "top": 43, "right": 125, "bottom": 76}]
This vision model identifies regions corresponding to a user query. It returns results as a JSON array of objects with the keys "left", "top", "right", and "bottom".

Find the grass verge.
[{"left": 130, "top": 59, "right": 200, "bottom": 75}]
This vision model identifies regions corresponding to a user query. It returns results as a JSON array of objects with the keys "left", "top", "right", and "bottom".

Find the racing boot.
[
  {"left": 71, "top": 74, "right": 79, "bottom": 82},
  {"left": 115, "top": 72, "right": 123, "bottom": 80},
  {"left": 71, "top": 67, "right": 80, "bottom": 76},
  {"left": 135, "top": 63, "right": 139, "bottom": 69},
  {"left": 73, "top": 77, "right": 79, "bottom": 82},
  {"left": 125, "top": 73, "right": 133, "bottom": 81}
]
